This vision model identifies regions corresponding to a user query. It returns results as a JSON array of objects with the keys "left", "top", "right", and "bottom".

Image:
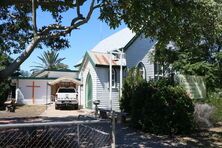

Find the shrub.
[
  {"left": 195, "top": 92, "right": 222, "bottom": 124},
  {"left": 120, "top": 68, "right": 145, "bottom": 114},
  {"left": 143, "top": 85, "right": 194, "bottom": 134},
  {"left": 194, "top": 103, "right": 214, "bottom": 128},
  {"left": 121, "top": 75, "right": 195, "bottom": 135},
  {"left": 0, "top": 79, "right": 11, "bottom": 110}
]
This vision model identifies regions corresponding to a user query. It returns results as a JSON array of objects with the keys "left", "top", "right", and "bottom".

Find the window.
[
  {"left": 137, "top": 62, "right": 146, "bottom": 80},
  {"left": 154, "top": 62, "right": 163, "bottom": 80},
  {"left": 112, "top": 69, "right": 116, "bottom": 88},
  {"left": 109, "top": 69, "right": 117, "bottom": 88}
]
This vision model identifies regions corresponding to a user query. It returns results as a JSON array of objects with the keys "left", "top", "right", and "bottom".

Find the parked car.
[{"left": 55, "top": 87, "right": 78, "bottom": 110}]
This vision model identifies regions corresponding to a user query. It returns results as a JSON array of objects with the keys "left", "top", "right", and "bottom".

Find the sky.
[{"left": 19, "top": 2, "right": 126, "bottom": 72}]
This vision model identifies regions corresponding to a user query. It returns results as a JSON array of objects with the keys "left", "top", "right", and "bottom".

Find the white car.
[{"left": 55, "top": 87, "right": 78, "bottom": 110}]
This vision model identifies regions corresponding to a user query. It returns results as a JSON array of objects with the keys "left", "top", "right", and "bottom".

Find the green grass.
[{"left": 207, "top": 98, "right": 222, "bottom": 123}]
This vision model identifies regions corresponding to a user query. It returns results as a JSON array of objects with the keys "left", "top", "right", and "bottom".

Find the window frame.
[
  {"left": 137, "top": 62, "right": 146, "bottom": 80},
  {"left": 108, "top": 68, "right": 117, "bottom": 88}
]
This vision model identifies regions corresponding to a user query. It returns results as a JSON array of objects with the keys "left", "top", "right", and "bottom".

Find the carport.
[{"left": 48, "top": 77, "right": 81, "bottom": 101}]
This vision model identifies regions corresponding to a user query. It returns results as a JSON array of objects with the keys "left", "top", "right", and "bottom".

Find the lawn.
[{"left": 0, "top": 105, "right": 46, "bottom": 118}]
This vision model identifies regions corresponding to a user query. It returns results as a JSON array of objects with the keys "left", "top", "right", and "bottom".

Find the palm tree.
[{"left": 31, "top": 50, "right": 68, "bottom": 74}]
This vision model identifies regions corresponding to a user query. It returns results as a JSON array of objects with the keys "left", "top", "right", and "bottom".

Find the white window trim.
[
  {"left": 111, "top": 69, "right": 116, "bottom": 88},
  {"left": 137, "top": 62, "right": 146, "bottom": 80}
]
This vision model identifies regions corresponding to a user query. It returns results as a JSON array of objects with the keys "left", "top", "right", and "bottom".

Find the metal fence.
[{"left": 0, "top": 120, "right": 111, "bottom": 148}]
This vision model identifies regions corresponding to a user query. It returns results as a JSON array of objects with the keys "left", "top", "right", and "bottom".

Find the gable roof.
[
  {"left": 79, "top": 51, "right": 127, "bottom": 71},
  {"left": 92, "top": 28, "right": 136, "bottom": 52},
  {"left": 77, "top": 28, "right": 138, "bottom": 70}
]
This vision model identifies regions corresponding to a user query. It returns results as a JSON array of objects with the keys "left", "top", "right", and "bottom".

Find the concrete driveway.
[{"left": 40, "top": 103, "right": 94, "bottom": 118}]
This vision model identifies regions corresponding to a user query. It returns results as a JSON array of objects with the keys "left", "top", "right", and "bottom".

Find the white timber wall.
[
  {"left": 17, "top": 79, "right": 51, "bottom": 105},
  {"left": 96, "top": 67, "right": 120, "bottom": 112},
  {"left": 125, "top": 35, "right": 156, "bottom": 80},
  {"left": 80, "top": 60, "right": 97, "bottom": 109}
]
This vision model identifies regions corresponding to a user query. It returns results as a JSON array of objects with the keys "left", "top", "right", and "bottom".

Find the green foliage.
[
  {"left": 143, "top": 85, "right": 194, "bottom": 134},
  {"left": 120, "top": 68, "right": 145, "bottom": 113},
  {"left": 121, "top": 74, "right": 195, "bottom": 135},
  {"left": 100, "top": 0, "right": 222, "bottom": 94},
  {"left": 0, "top": 1, "right": 102, "bottom": 79},
  {"left": 100, "top": 0, "right": 222, "bottom": 53},
  {"left": 31, "top": 50, "right": 68, "bottom": 74},
  {"left": 0, "top": 79, "right": 11, "bottom": 110},
  {"left": 0, "top": 0, "right": 76, "bottom": 54},
  {"left": 200, "top": 92, "right": 222, "bottom": 123}
]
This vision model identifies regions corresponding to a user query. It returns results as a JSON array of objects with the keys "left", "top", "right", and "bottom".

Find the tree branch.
[
  {"left": 76, "top": 0, "right": 81, "bottom": 17},
  {"left": 32, "top": 0, "right": 37, "bottom": 35},
  {"left": 0, "top": 37, "right": 41, "bottom": 79},
  {"left": 0, "top": 0, "right": 101, "bottom": 80},
  {"left": 1, "top": 0, "right": 85, "bottom": 8},
  {"left": 40, "top": 24, "right": 67, "bottom": 35},
  {"left": 42, "top": 0, "right": 100, "bottom": 39}
]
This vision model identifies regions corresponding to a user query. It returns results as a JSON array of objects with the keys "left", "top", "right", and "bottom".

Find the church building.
[{"left": 12, "top": 28, "right": 160, "bottom": 112}]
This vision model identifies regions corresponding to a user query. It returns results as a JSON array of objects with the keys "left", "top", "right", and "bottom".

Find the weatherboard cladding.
[
  {"left": 125, "top": 35, "right": 156, "bottom": 79},
  {"left": 96, "top": 67, "right": 109, "bottom": 109},
  {"left": 79, "top": 28, "right": 158, "bottom": 111},
  {"left": 95, "top": 67, "right": 120, "bottom": 112},
  {"left": 81, "top": 58, "right": 97, "bottom": 109}
]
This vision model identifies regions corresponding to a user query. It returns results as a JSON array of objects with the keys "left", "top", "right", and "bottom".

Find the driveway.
[{"left": 40, "top": 103, "right": 94, "bottom": 118}]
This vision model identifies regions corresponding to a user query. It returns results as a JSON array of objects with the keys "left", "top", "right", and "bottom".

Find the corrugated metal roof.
[{"left": 89, "top": 52, "right": 125, "bottom": 66}]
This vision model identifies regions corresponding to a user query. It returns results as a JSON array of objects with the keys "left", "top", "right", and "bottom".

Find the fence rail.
[{"left": 0, "top": 120, "right": 111, "bottom": 148}]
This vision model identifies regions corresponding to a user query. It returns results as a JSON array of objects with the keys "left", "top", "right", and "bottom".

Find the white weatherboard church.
[
  {"left": 12, "top": 28, "right": 159, "bottom": 111},
  {"left": 76, "top": 28, "right": 157, "bottom": 111}
]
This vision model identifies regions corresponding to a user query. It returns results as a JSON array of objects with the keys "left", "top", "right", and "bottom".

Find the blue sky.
[{"left": 19, "top": 3, "right": 126, "bottom": 71}]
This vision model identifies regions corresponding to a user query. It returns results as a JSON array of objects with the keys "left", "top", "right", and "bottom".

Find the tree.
[
  {"left": 1, "top": 0, "right": 221, "bottom": 82},
  {"left": 99, "top": 0, "right": 222, "bottom": 91},
  {"left": 0, "top": 0, "right": 102, "bottom": 80},
  {"left": 100, "top": 0, "right": 222, "bottom": 51},
  {"left": 31, "top": 50, "right": 68, "bottom": 73}
]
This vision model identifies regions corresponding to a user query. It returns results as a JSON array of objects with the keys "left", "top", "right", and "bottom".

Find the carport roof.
[{"left": 48, "top": 77, "right": 81, "bottom": 85}]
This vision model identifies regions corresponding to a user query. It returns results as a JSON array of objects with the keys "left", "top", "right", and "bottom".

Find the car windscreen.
[{"left": 58, "top": 88, "right": 76, "bottom": 93}]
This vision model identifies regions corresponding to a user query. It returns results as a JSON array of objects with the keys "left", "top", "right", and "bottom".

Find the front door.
[{"left": 85, "top": 73, "right": 92, "bottom": 109}]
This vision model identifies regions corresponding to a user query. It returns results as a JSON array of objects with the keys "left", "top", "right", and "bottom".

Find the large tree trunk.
[{"left": 0, "top": 37, "right": 41, "bottom": 80}]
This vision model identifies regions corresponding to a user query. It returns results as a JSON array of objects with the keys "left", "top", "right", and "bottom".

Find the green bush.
[
  {"left": 120, "top": 68, "right": 145, "bottom": 114},
  {"left": 0, "top": 79, "right": 11, "bottom": 110},
  {"left": 121, "top": 74, "right": 195, "bottom": 135},
  {"left": 143, "top": 86, "right": 194, "bottom": 134}
]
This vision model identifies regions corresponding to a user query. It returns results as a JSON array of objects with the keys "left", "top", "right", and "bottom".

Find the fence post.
[
  {"left": 77, "top": 124, "right": 80, "bottom": 147},
  {"left": 111, "top": 111, "right": 115, "bottom": 148}
]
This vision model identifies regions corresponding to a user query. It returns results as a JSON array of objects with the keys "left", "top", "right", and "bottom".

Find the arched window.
[{"left": 137, "top": 62, "right": 146, "bottom": 80}]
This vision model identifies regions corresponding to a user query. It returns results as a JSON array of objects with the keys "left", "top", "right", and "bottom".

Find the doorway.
[{"left": 85, "top": 73, "right": 93, "bottom": 109}]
